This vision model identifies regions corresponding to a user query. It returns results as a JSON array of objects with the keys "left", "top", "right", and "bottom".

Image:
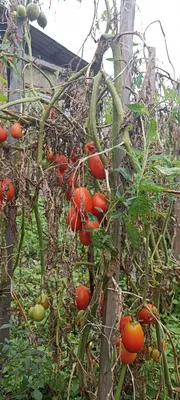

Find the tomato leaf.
[
  {"left": 32, "top": 389, "right": 43, "bottom": 400},
  {"left": 0, "top": 93, "right": 8, "bottom": 102},
  {"left": 155, "top": 166, "right": 180, "bottom": 176},
  {"left": 146, "top": 119, "right": 157, "bottom": 144},
  {"left": 124, "top": 221, "right": 139, "bottom": 250}
]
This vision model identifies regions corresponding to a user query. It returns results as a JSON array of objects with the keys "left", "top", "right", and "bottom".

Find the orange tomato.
[
  {"left": 79, "top": 219, "right": 99, "bottom": 246},
  {"left": 119, "top": 342, "right": 137, "bottom": 365},
  {"left": 46, "top": 148, "right": 54, "bottom": 161},
  {"left": 67, "top": 205, "right": 82, "bottom": 232},
  {"left": 2, "top": 178, "right": 15, "bottom": 201},
  {"left": 122, "top": 321, "right": 144, "bottom": 353},
  {"left": 73, "top": 187, "right": 92, "bottom": 214},
  {"left": 10, "top": 122, "right": 22, "bottom": 138},
  {"left": 92, "top": 192, "right": 108, "bottom": 220},
  {"left": 119, "top": 315, "right": 132, "bottom": 333},
  {"left": 138, "top": 304, "right": 158, "bottom": 324},
  {"left": 75, "top": 285, "right": 90, "bottom": 310},
  {"left": 0, "top": 126, "right": 8, "bottom": 142}
]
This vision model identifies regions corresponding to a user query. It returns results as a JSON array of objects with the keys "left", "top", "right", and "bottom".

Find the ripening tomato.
[
  {"left": 119, "top": 342, "right": 137, "bottom": 365},
  {"left": 119, "top": 315, "right": 132, "bottom": 333},
  {"left": 138, "top": 304, "right": 158, "bottom": 324},
  {"left": 67, "top": 205, "right": 82, "bottom": 231},
  {"left": 85, "top": 141, "right": 106, "bottom": 180},
  {"left": 122, "top": 321, "right": 144, "bottom": 353},
  {"left": 79, "top": 219, "right": 99, "bottom": 246},
  {"left": 75, "top": 285, "right": 90, "bottom": 310},
  {"left": 46, "top": 148, "right": 54, "bottom": 161},
  {"left": 151, "top": 348, "right": 161, "bottom": 364},
  {"left": 10, "top": 122, "right": 22, "bottom": 138},
  {"left": 73, "top": 187, "right": 92, "bottom": 213},
  {"left": 55, "top": 154, "right": 68, "bottom": 172},
  {"left": 92, "top": 192, "right": 108, "bottom": 220},
  {"left": 0, "top": 126, "right": 8, "bottom": 142},
  {"left": 2, "top": 178, "right": 15, "bottom": 201},
  {"left": 36, "top": 293, "right": 49, "bottom": 310}
]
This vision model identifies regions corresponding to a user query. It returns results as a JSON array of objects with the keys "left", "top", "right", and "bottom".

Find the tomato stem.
[{"left": 114, "top": 365, "right": 127, "bottom": 400}]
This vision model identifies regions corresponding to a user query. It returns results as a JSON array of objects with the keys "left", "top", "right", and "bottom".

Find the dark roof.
[
  {"left": 0, "top": 4, "right": 87, "bottom": 71},
  {"left": 29, "top": 25, "right": 87, "bottom": 71}
]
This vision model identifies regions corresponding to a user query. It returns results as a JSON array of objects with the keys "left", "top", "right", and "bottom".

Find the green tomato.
[
  {"left": 32, "top": 304, "right": 45, "bottom": 322},
  {"left": 28, "top": 306, "right": 35, "bottom": 319},
  {"left": 36, "top": 293, "right": 49, "bottom": 310}
]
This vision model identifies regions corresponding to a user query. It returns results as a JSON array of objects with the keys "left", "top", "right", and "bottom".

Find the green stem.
[
  {"left": 89, "top": 72, "right": 107, "bottom": 165},
  {"left": 143, "top": 226, "right": 150, "bottom": 304},
  {"left": 102, "top": 71, "right": 124, "bottom": 133},
  {"left": 114, "top": 365, "right": 127, "bottom": 400},
  {"left": 122, "top": 128, "right": 141, "bottom": 172},
  {"left": 0, "top": 96, "right": 43, "bottom": 112},
  {"left": 13, "top": 207, "right": 25, "bottom": 273},
  {"left": 104, "top": 0, "right": 111, "bottom": 33},
  {"left": 34, "top": 200, "right": 45, "bottom": 277},
  {"left": 24, "top": 23, "right": 36, "bottom": 97}
]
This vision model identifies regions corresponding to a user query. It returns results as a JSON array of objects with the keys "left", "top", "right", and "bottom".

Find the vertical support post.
[{"left": 0, "top": 14, "right": 23, "bottom": 356}]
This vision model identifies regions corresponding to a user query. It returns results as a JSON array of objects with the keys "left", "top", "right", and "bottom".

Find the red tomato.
[
  {"left": 138, "top": 304, "right": 158, "bottom": 324},
  {"left": 89, "top": 154, "right": 105, "bottom": 180},
  {"left": 67, "top": 205, "right": 82, "bottom": 231},
  {"left": 79, "top": 219, "right": 99, "bottom": 246},
  {"left": 2, "top": 178, "right": 15, "bottom": 201},
  {"left": 92, "top": 193, "right": 108, "bottom": 219},
  {"left": 46, "top": 148, "right": 54, "bottom": 161},
  {"left": 119, "top": 342, "right": 137, "bottom": 364},
  {"left": 56, "top": 169, "right": 64, "bottom": 186},
  {"left": 122, "top": 321, "right": 144, "bottom": 353},
  {"left": 67, "top": 172, "right": 77, "bottom": 186},
  {"left": 0, "top": 126, "right": 8, "bottom": 142},
  {"left": 119, "top": 315, "right": 132, "bottom": 333},
  {"left": 70, "top": 148, "right": 80, "bottom": 163},
  {"left": 10, "top": 122, "right": 22, "bottom": 139},
  {"left": 66, "top": 186, "right": 73, "bottom": 201},
  {"left": 55, "top": 154, "right": 68, "bottom": 172},
  {"left": 85, "top": 141, "right": 106, "bottom": 180},
  {"left": 73, "top": 187, "right": 92, "bottom": 213},
  {"left": 75, "top": 285, "right": 90, "bottom": 310}
]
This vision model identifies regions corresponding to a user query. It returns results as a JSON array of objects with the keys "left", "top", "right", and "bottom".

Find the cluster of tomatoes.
[
  {"left": 28, "top": 293, "right": 49, "bottom": 322},
  {"left": 116, "top": 303, "right": 159, "bottom": 365},
  {"left": 45, "top": 141, "right": 108, "bottom": 246},
  {"left": 0, "top": 122, "right": 22, "bottom": 142},
  {"left": 0, "top": 178, "right": 15, "bottom": 211}
]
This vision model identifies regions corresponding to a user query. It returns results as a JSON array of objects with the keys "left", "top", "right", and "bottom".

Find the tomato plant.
[
  {"left": 138, "top": 303, "right": 158, "bottom": 324},
  {"left": 10, "top": 122, "right": 22, "bottom": 138},
  {"left": 75, "top": 285, "right": 90, "bottom": 310},
  {"left": 122, "top": 321, "right": 144, "bottom": 353},
  {"left": 67, "top": 205, "right": 82, "bottom": 231},
  {"left": 119, "top": 342, "right": 137, "bottom": 365},
  {"left": 73, "top": 187, "right": 93, "bottom": 213},
  {"left": 119, "top": 315, "right": 132, "bottom": 333},
  {"left": 79, "top": 219, "right": 99, "bottom": 246},
  {"left": 0, "top": 126, "right": 8, "bottom": 142}
]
